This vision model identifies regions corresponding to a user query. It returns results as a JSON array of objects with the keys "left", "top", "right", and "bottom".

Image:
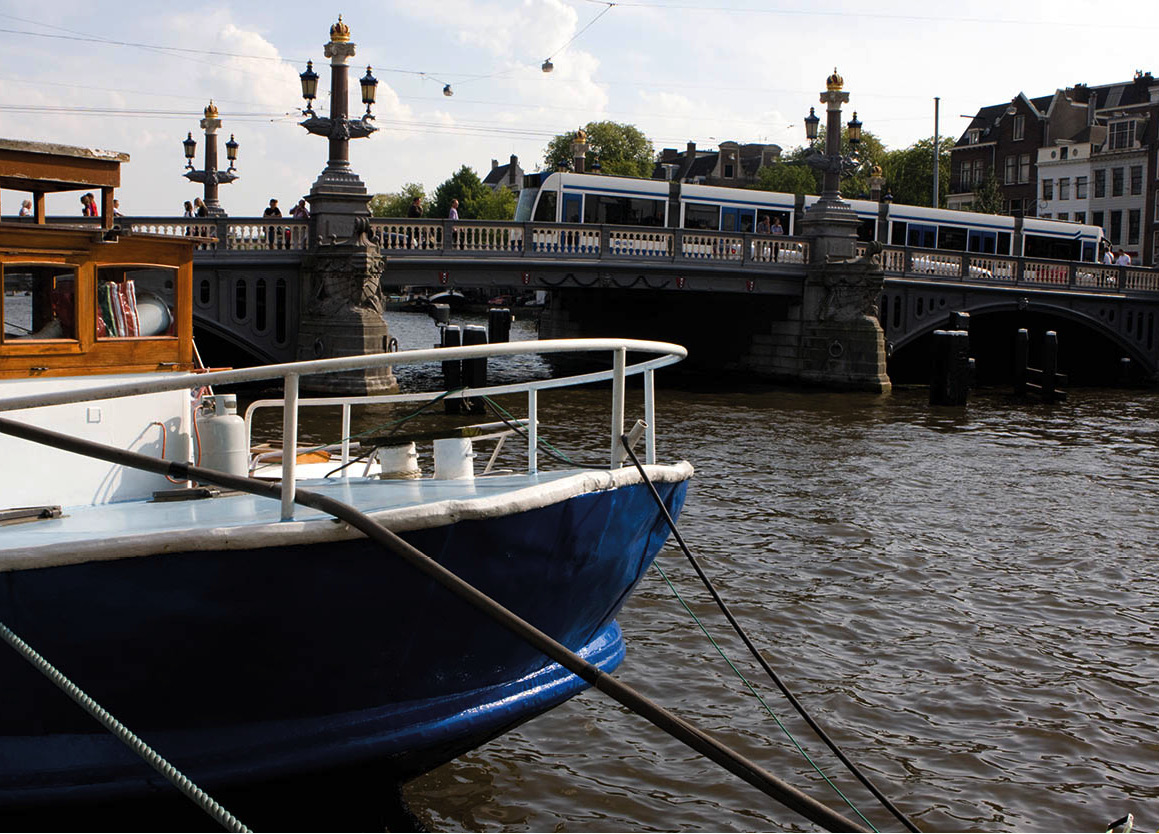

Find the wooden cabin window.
[
  {"left": 1, "top": 264, "right": 78, "bottom": 342},
  {"left": 95, "top": 266, "right": 178, "bottom": 339}
]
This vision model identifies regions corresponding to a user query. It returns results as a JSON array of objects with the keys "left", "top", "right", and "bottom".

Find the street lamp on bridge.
[
  {"left": 181, "top": 101, "right": 239, "bottom": 217},
  {"left": 298, "top": 16, "right": 378, "bottom": 195},
  {"left": 804, "top": 69, "right": 864, "bottom": 206}
]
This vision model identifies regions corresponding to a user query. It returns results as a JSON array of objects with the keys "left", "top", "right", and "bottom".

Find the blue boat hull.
[{"left": 0, "top": 478, "right": 687, "bottom": 806}]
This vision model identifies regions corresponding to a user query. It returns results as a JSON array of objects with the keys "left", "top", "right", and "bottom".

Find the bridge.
[{"left": 122, "top": 215, "right": 1159, "bottom": 382}]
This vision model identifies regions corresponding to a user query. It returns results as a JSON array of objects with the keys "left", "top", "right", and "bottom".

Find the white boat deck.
[{"left": 0, "top": 462, "right": 693, "bottom": 568}]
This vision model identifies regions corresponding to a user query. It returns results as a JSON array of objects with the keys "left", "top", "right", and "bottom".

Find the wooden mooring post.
[
  {"left": 1014, "top": 328, "right": 1068, "bottom": 402},
  {"left": 929, "top": 312, "right": 973, "bottom": 406}
]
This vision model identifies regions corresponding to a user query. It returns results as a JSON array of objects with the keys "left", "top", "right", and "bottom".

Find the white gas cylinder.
[{"left": 196, "top": 394, "right": 249, "bottom": 476}]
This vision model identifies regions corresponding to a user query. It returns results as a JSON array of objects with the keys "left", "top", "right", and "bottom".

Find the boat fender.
[
  {"left": 433, "top": 436, "right": 475, "bottom": 480},
  {"left": 195, "top": 394, "right": 249, "bottom": 477}
]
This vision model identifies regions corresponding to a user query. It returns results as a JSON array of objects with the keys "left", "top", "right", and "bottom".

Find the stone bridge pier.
[{"left": 539, "top": 199, "right": 891, "bottom": 393}]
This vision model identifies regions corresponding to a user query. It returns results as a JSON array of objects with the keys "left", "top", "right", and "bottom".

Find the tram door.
[
  {"left": 721, "top": 207, "right": 756, "bottom": 233},
  {"left": 562, "top": 193, "right": 583, "bottom": 223},
  {"left": 967, "top": 229, "right": 997, "bottom": 254}
]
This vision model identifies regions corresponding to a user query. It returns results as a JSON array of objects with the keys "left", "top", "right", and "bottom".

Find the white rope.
[{"left": 0, "top": 621, "right": 250, "bottom": 833}]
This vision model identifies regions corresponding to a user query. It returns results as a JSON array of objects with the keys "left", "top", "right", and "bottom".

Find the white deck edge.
[{"left": 1, "top": 462, "right": 694, "bottom": 571}]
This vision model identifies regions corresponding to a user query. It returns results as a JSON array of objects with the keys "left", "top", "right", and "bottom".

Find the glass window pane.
[
  {"left": 2, "top": 264, "right": 78, "bottom": 341},
  {"left": 95, "top": 266, "right": 178, "bottom": 339}
]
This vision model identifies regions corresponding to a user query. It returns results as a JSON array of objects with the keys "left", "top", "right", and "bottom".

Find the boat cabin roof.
[{"left": 0, "top": 138, "right": 129, "bottom": 229}]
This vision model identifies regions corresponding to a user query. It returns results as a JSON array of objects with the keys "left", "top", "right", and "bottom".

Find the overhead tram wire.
[{"left": 542, "top": 1, "right": 616, "bottom": 69}]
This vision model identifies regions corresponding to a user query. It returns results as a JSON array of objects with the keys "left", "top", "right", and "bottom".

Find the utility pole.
[{"left": 933, "top": 97, "right": 940, "bottom": 207}]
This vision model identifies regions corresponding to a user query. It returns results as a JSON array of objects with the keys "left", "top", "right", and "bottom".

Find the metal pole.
[
  {"left": 610, "top": 347, "right": 626, "bottom": 468},
  {"left": 644, "top": 368, "right": 656, "bottom": 465},
  {"left": 932, "top": 97, "right": 940, "bottom": 207},
  {"left": 203, "top": 125, "right": 220, "bottom": 214},
  {"left": 280, "top": 372, "right": 299, "bottom": 520},
  {"left": 527, "top": 388, "right": 538, "bottom": 475}
]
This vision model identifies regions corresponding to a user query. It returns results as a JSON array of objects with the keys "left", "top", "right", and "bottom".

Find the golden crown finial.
[
  {"left": 204, "top": 100, "right": 219, "bottom": 119},
  {"left": 871, "top": 164, "right": 883, "bottom": 177},
  {"left": 330, "top": 15, "right": 351, "bottom": 42},
  {"left": 826, "top": 67, "right": 844, "bottom": 91},
  {"left": 575, "top": 128, "right": 587, "bottom": 143}
]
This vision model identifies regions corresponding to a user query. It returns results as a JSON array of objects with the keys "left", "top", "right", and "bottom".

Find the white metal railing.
[{"left": 0, "top": 338, "right": 686, "bottom": 521}]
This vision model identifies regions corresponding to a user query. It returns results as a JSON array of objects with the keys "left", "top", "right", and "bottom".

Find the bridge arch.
[
  {"left": 192, "top": 312, "right": 282, "bottom": 368},
  {"left": 885, "top": 295, "right": 1157, "bottom": 384}
]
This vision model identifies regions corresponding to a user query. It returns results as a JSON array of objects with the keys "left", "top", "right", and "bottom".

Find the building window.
[
  {"left": 974, "top": 160, "right": 985, "bottom": 183},
  {"left": 1109, "top": 120, "right": 1135, "bottom": 150},
  {"left": 1110, "top": 210, "right": 1123, "bottom": 243},
  {"left": 1019, "top": 154, "right": 1031, "bottom": 184},
  {"left": 1112, "top": 168, "right": 1124, "bottom": 197},
  {"left": 1130, "top": 165, "right": 1143, "bottom": 195},
  {"left": 1093, "top": 210, "right": 1105, "bottom": 231},
  {"left": 1004, "top": 156, "right": 1017, "bottom": 185},
  {"left": 1128, "top": 209, "right": 1141, "bottom": 245},
  {"left": 1076, "top": 176, "right": 1088, "bottom": 199},
  {"left": 1094, "top": 169, "right": 1106, "bottom": 198},
  {"left": 1013, "top": 115, "right": 1025, "bottom": 141},
  {"left": 968, "top": 129, "right": 980, "bottom": 145},
  {"left": 1042, "top": 179, "right": 1053, "bottom": 200},
  {"left": 724, "top": 163, "right": 735, "bottom": 178},
  {"left": 1041, "top": 213, "right": 1052, "bottom": 219},
  {"left": 1059, "top": 177, "right": 1071, "bottom": 200},
  {"left": 1076, "top": 211, "right": 1086, "bottom": 224},
  {"left": 1058, "top": 212, "right": 1069, "bottom": 221}
]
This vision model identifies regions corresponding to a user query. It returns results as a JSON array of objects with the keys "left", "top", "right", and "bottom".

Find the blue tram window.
[
  {"left": 907, "top": 223, "right": 936, "bottom": 249},
  {"left": 968, "top": 230, "right": 997, "bottom": 254}
]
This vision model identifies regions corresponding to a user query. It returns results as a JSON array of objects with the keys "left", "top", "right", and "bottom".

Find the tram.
[{"left": 514, "top": 171, "right": 1104, "bottom": 263}]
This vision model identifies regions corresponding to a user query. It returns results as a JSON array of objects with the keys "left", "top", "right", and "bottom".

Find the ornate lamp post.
[
  {"left": 298, "top": 15, "right": 378, "bottom": 235},
  {"left": 182, "top": 101, "right": 239, "bottom": 216},
  {"left": 804, "top": 69, "right": 862, "bottom": 206}
]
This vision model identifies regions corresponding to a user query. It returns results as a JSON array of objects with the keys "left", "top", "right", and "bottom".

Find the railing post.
[
  {"left": 528, "top": 388, "right": 538, "bottom": 475},
  {"left": 644, "top": 368, "right": 656, "bottom": 465},
  {"left": 280, "top": 372, "right": 299, "bottom": 521},
  {"left": 599, "top": 224, "right": 611, "bottom": 258},
  {"left": 610, "top": 347, "right": 626, "bottom": 468},
  {"left": 215, "top": 217, "right": 229, "bottom": 251},
  {"left": 340, "top": 403, "right": 351, "bottom": 473},
  {"left": 673, "top": 228, "right": 683, "bottom": 262},
  {"left": 444, "top": 219, "right": 454, "bottom": 253}
]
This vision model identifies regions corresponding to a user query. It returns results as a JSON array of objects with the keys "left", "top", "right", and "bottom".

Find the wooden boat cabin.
[{"left": 0, "top": 138, "right": 195, "bottom": 379}]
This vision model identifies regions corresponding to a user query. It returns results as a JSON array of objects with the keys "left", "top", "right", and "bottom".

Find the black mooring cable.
[
  {"left": 620, "top": 435, "right": 922, "bottom": 834},
  {"left": 0, "top": 416, "right": 867, "bottom": 834}
]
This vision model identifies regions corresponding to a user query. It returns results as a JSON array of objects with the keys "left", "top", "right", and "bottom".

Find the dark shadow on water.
[{"left": 0, "top": 766, "right": 425, "bottom": 833}]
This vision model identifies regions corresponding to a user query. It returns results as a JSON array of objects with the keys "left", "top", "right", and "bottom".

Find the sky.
[{"left": 1, "top": 0, "right": 1156, "bottom": 216}]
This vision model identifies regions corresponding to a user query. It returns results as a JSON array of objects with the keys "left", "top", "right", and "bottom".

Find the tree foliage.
[
  {"left": 878, "top": 137, "right": 955, "bottom": 207},
  {"left": 429, "top": 165, "right": 517, "bottom": 220},
  {"left": 370, "top": 183, "right": 427, "bottom": 218},
  {"left": 544, "top": 121, "right": 654, "bottom": 178},
  {"left": 752, "top": 162, "right": 817, "bottom": 196},
  {"left": 970, "top": 169, "right": 1003, "bottom": 215}
]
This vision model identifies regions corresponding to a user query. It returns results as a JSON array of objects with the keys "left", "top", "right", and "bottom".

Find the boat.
[{"left": 0, "top": 140, "right": 692, "bottom": 809}]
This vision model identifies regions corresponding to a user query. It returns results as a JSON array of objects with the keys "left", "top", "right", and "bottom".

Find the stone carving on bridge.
[
  {"left": 304, "top": 219, "right": 384, "bottom": 318},
  {"left": 812, "top": 240, "right": 885, "bottom": 323}
]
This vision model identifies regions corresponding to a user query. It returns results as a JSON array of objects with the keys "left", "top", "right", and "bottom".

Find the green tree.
[
  {"left": 370, "top": 182, "right": 427, "bottom": 217},
  {"left": 971, "top": 169, "right": 1003, "bottom": 215},
  {"left": 879, "top": 137, "right": 954, "bottom": 207},
  {"left": 433, "top": 164, "right": 491, "bottom": 217},
  {"left": 543, "top": 121, "right": 654, "bottom": 178},
  {"left": 467, "top": 185, "right": 517, "bottom": 220},
  {"left": 752, "top": 162, "right": 817, "bottom": 196}
]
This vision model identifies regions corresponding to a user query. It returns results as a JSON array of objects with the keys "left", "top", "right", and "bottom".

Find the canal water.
[
  {"left": 7, "top": 308, "right": 1156, "bottom": 832},
  {"left": 367, "top": 311, "right": 1159, "bottom": 833}
]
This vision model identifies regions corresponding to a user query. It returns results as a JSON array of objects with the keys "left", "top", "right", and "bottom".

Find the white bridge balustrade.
[{"left": 116, "top": 215, "right": 1159, "bottom": 299}]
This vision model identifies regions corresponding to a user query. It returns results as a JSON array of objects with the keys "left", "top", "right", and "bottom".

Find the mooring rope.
[
  {"left": 0, "top": 621, "right": 249, "bottom": 833},
  {"left": 620, "top": 435, "right": 921, "bottom": 834},
  {"left": 0, "top": 415, "right": 867, "bottom": 833}
]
